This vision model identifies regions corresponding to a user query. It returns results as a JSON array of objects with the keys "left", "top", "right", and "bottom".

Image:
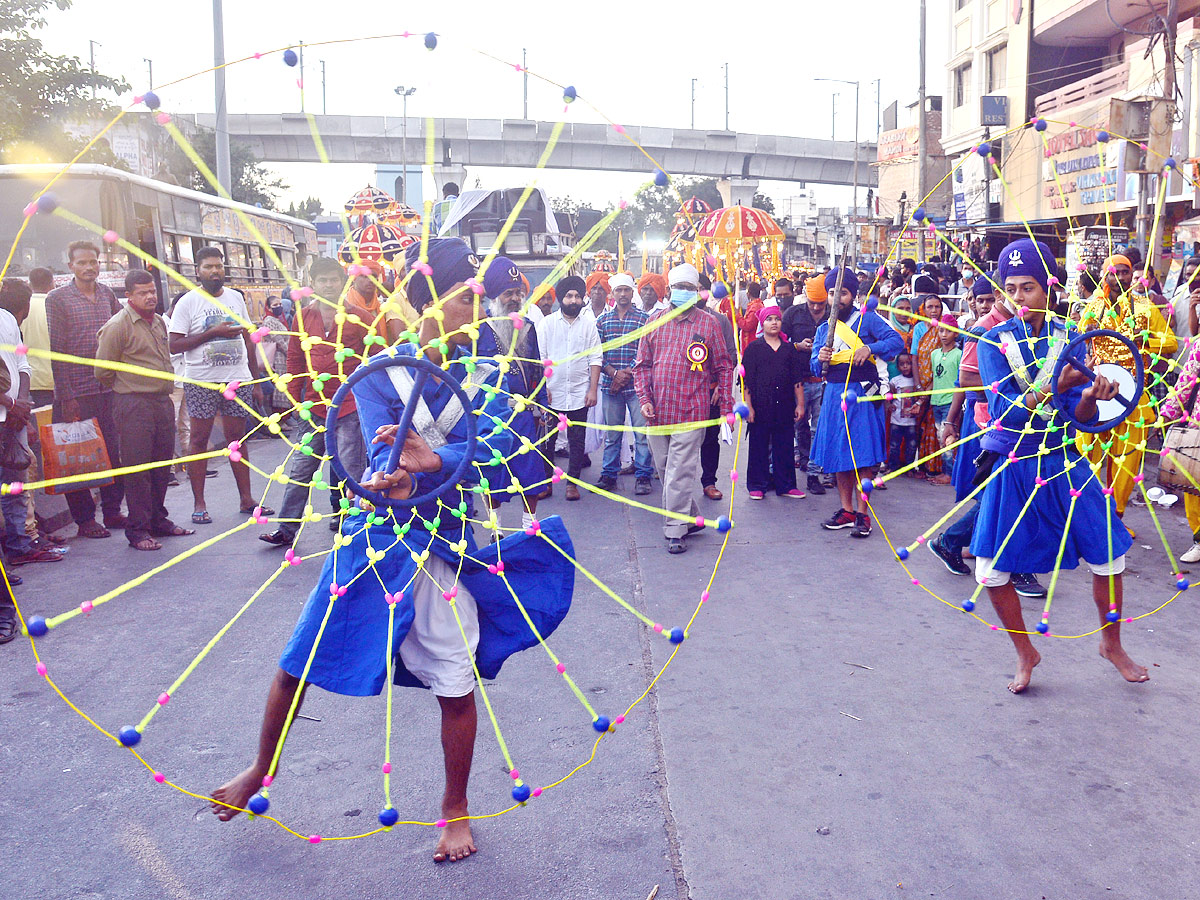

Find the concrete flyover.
[{"left": 177, "top": 114, "right": 878, "bottom": 186}]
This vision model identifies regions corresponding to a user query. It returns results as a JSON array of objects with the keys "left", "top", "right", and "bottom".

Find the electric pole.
[
  {"left": 917, "top": 0, "right": 928, "bottom": 262},
  {"left": 724, "top": 62, "right": 730, "bottom": 131},
  {"left": 213, "top": 0, "right": 231, "bottom": 196},
  {"left": 691, "top": 78, "right": 697, "bottom": 129}
]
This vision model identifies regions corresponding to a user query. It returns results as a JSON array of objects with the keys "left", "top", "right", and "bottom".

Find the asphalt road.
[{"left": 4, "top": 436, "right": 1200, "bottom": 900}]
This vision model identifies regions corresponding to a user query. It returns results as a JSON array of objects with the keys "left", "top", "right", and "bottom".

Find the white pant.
[
  {"left": 974, "top": 555, "right": 1125, "bottom": 588},
  {"left": 398, "top": 555, "right": 479, "bottom": 697}
]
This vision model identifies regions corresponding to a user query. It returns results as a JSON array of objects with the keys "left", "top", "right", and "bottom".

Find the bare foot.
[
  {"left": 433, "top": 813, "right": 476, "bottom": 863},
  {"left": 1100, "top": 644, "right": 1150, "bottom": 683},
  {"left": 1008, "top": 649, "right": 1042, "bottom": 694},
  {"left": 210, "top": 766, "right": 266, "bottom": 821}
]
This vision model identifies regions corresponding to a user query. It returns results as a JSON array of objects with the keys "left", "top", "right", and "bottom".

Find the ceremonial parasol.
[
  {"left": 590, "top": 250, "right": 616, "bottom": 273},
  {"left": 343, "top": 185, "right": 397, "bottom": 215},
  {"left": 692, "top": 205, "right": 786, "bottom": 283},
  {"left": 337, "top": 222, "right": 416, "bottom": 268},
  {"left": 379, "top": 204, "right": 422, "bottom": 227},
  {"left": 678, "top": 196, "right": 712, "bottom": 218}
]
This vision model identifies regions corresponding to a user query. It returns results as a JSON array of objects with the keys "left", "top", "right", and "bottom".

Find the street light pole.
[
  {"left": 691, "top": 78, "right": 697, "bottom": 129},
  {"left": 212, "top": 0, "right": 231, "bottom": 196},
  {"left": 321, "top": 60, "right": 327, "bottom": 114},
  {"left": 522, "top": 49, "right": 528, "bottom": 118},
  {"left": 298, "top": 41, "right": 305, "bottom": 113},
  {"left": 394, "top": 86, "right": 417, "bottom": 204},
  {"left": 831, "top": 93, "right": 837, "bottom": 140},
  {"left": 817, "top": 77, "right": 861, "bottom": 264},
  {"left": 88, "top": 40, "right": 100, "bottom": 99},
  {"left": 144, "top": 58, "right": 153, "bottom": 91},
  {"left": 724, "top": 62, "right": 730, "bottom": 131}
]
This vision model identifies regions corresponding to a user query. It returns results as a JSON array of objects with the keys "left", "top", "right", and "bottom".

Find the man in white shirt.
[
  {"left": 1171, "top": 255, "right": 1200, "bottom": 343},
  {"left": 168, "top": 247, "right": 270, "bottom": 525},
  {"left": 25, "top": 267, "right": 55, "bottom": 407},
  {"left": 535, "top": 274, "right": 600, "bottom": 501}
]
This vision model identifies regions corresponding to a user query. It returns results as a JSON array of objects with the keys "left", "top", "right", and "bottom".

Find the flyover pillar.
[
  {"left": 432, "top": 163, "right": 467, "bottom": 199},
  {"left": 716, "top": 176, "right": 760, "bottom": 208}
]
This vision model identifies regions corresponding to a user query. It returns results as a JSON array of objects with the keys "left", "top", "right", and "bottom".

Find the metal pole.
[
  {"left": 401, "top": 93, "right": 408, "bottom": 205},
  {"left": 88, "top": 40, "right": 99, "bottom": 99},
  {"left": 724, "top": 62, "right": 729, "bottom": 131},
  {"left": 691, "top": 78, "right": 697, "bottom": 129},
  {"left": 874, "top": 78, "right": 881, "bottom": 140},
  {"left": 917, "top": 0, "right": 928, "bottom": 262},
  {"left": 983, "top": 125, "right": 992, "bottom": 225},
  {"left": 299, "top": 41, "right": 305, "bottom": 113},
  {"left": 831, "top": 94, "right": 837, "bottom": 140},
  {"left": 321, "top": 60, "right": 326, "bottom": 115},
  {"left": 523, "top": 49, "right": 528, "bottom": 118},
  {"left": 213, "top": 0, "right": 231, "bottom": 196},
  {"left": 144, "top": 58, "right": 153, "bottom": 91},
  {"left": 852, "top": 81, "right": 860, "bottom": 265}
]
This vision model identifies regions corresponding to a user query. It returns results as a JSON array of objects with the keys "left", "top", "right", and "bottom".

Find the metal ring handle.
[{"left": 325, "top": 353, "right": 480, "bottom": 508}]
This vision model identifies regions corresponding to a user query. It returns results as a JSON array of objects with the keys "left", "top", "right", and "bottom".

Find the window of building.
[
  {"left": 954, "top": 63, "right": 972, "bottom": 108},
  {"left": 986, "top": 44, "right": 1007, "bottom": 93}
]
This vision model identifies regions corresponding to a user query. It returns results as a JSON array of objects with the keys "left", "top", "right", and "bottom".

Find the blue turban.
[
  {"left": 824, "top": 267, "right": 859, "bottom": 301},
  {"left": 996, "top": 239, "right": 1054, "bottom": 295},
  {"left": 404, "top": 238, "right": 481, "bottom": 312},
  {"left": 972, "top": 272, "right": 998, "bottom": 297},
  {"left": 557, "top": 275, "right": 587, "bottom": 300},
  {"left": 482, "top": 256, "right": 524, "bottom": 299}
]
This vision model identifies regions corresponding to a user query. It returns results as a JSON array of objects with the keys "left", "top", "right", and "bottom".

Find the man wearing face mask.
[
  {"left": 634, "top": 263, "right": 734, "bottom": 554},
  {"left": 536, "top": 275, "right": 601, "bottom": 501}
]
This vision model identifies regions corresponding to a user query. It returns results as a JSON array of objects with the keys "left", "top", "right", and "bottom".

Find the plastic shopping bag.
[{"left": 40, "top": 418, "right": 114, "bottom": 495}]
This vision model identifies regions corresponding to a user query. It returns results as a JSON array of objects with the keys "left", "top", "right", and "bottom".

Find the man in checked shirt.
[{"left": 635, "top": 263, "right": 734, "bottom": 554}]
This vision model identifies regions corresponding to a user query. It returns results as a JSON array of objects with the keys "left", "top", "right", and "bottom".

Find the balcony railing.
[{"left": 1034, "top": 63, "right": 1129, "bottom": 116}]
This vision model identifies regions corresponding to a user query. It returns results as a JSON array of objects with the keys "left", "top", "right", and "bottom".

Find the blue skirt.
[
  {"left": 487, "top": 409, "right": 549, "bottom": 503},
  {"left": 279, "top": 515, "right": 575, "bottom": 696},
  {"left": 811, "top": 380, "right": 887, "bottom": 473},
  {"left": 952, "top": 396, "right": 981, "bottom": 503},
  {"left": 970, "top": 445, "right": 1131, "bottom": 574}
]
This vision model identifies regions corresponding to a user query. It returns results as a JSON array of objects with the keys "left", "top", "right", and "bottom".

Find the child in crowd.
[
  {"left": 930, "top": 314, "right": 962, "bottom": 475},
  {"left": 888, "top": 352, "right": 919, "bottom": 473}
]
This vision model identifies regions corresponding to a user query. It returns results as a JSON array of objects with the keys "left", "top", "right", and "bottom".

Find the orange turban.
[
  {"left": 805, "top": 277, "right": 828, "bottom": 303},
  {"left": 637, "top": 272, "right": 667, "bottom": 300},
  {"left": 1101, "top": 254, "right": 1133, "bottom": 298},
  {"left": 585, "top": 271, "right": 610, "bottom": 294}
]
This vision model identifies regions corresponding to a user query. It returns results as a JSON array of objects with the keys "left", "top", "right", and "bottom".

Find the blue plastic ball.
[
  {"left": 563, "top": 85, "right": 577, "bottom": 103},
  {"left": 35, "top": 194, "right": 58, "bottom": 214},
  {"left": 716, "top": 516, "right": 732, "bottom": 533},
  {"left": 1105, "top": 610, "right": 1120, "bottom": 623},
  {"left": 378, "top": 806, "right": 399, "bottom": 826},
  {"left": 511, "top": 784, "right": 531, "bottom": 803},
  {"left": 424, "top": 32, "right": 438, "bottom": 50},
  {"left": 654, "top": 169, "right": 669, "bottom": 187},
  {"left": 912, "top": 206, "right": 926, "bottom": 222},
  {"left": 142, "top": 91, "right": 161, "bottom": 110},
  {"left": 897, "top": 547, "right": 909, "bottom": 561},
  {"left": 118, "top": 726, "right": 141, "bottom": 747},
  {"left": 712, "top": 282, "right": 729, "bottom": 300},
  {"left": 1166, "top": 156, "right": 1178, "bottom": 170},
  {"left": 860, "top": 478, "right": 874, "bottom": 494},
  {"left": 1033, "top": 118, "right": 1047, "bottom": 132},
  {"left": 592, "top": 716, "right": 611, "bottom": 733},
  {"left": 1176, "top": 577, "right": 1190, "bottom": 591},
  {"left": 733, "top": 402, "right": 750, "bottom": 420},
  {"left": 961, "top": 599, "right": 975, "bottom": 612},
  {"left": 248, "top": 793, "right": 270, "bottom": 815},
  {"left": 976, "top": 142, "right": 991, "bottom": 158},
  {"left": 283, "top": 49, "right": 298, "bottom": 67},
  {"left": 1035, "top": 622, "right": 1049, "bottom": 634},
  {"left": 669, "top": 627, "right": 685, "bottom": 644},
  {"left": 1097, "top": 130, "right": 1110, "bottom": 143},
  {"left": 26, "top": 615, "right": 48, "bottom": 637}
]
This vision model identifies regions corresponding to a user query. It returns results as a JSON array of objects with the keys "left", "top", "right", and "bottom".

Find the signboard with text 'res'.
[{"left": 980, "top": 96, "right": 1008, "bottom": 127}]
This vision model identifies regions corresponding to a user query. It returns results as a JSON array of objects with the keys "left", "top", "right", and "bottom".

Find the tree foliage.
[
  {"left": 165, "top": 130, "right": 289, "bottom": 210},
  {"left": 285, "top": 196, "right": 323, "bottom": 222},
  {"left": 0, "top": 0, "right": 129, "bottom": 162}
]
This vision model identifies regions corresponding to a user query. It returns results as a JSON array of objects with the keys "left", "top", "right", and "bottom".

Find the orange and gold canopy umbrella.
[
  {"left": 344, "top": 185, "right": 398, "bottom": 215},
  {"left": 690, "top": 205, "right": 785, "bottom": 283}
]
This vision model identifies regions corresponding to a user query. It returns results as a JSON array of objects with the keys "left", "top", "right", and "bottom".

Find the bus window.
[
  {"left": 173, "top": 197, "right": 202, "bottom": 235},
  {"left": 254, "top": 245, "right": 269, "bottom": 282},
  {"left": 0, "top": 175, "right": 111, "bottom": 276}
]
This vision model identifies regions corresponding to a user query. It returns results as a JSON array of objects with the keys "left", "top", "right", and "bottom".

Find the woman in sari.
[
  {"left": 887, "top": 296, "right": 915, "bottom": 378},
  {"left": 914, "top": 293, "right": 949, "bottom": 482}
]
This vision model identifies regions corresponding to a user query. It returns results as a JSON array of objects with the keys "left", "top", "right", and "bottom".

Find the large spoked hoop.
[
  {"left": 325, "top": 353, "right": 479, "bottom": 508},
  {"left": 1049, "top": 329, "right": 1144, "bottom": 434}
]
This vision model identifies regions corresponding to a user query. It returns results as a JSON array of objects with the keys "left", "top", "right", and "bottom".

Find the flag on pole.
[
  {"left": 641, "top": 230, "right": 647, "bottom": 275},
  {"left": 618, "top": 230, "right": 625, "bottom": 272}
]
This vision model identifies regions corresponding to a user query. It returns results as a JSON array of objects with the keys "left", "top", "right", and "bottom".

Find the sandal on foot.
[
  {"left": 191, "top": 511, "right": 213, "bottom": 525},
  {"left": 154, "top": 525, "right": 196, "bottom": 537},
  {"left": 666, "top": 537, "right": 687, "bottom": 554},
  {"left": 130, "top": 537, "right": 163, "bottom": 551},
  {"left": 77, "top": 521, "right": 111, "bottom": 539},
  {"left": 240, "top": 505, "right": 275, "bottom": 516}
]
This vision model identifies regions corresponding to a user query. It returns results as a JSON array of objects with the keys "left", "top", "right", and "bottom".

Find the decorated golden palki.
[
  {"left": 379, "top": 204, "right": 422, "bottom": 229},
  {"left": 590, "top": 249, "right": 616, "bottom": 273},
  {"left": 336, "top": 222, "right": 417, "bottom": 269},
  {"left": 691, "top": 205, "right": 785, "bottom": 284}
]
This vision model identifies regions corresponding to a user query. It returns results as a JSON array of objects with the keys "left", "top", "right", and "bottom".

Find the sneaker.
[
  {"left": 807, "top": 475, "right": 826, "bottom": 496},
  {"left": 822, "top": 508, "right": 856, "bottom": 530},
  {"left": 666, "top": 537, "right": 687, "bottom": 554},
  {"left": 748, "top": 490, "right": 765, "bottom": 500},
  {"left": 1181, "top": 542, "right": 1200, "bottom": 564},
  {"left": 9, "top": 548, "right": 63, "bottom": 566},
  {"left": 850, "top": 512, "right": 872, "bottom": 538},
  {"left": 634, "top": 478, "right": 652, "bottom": 495},
  {"left": 928, "top": 534, "right": 970, "bottom": 575},
  {"left": 1011, "top": 572, "right": 1047, "bottom": 598},
  {"left": 595, "top": 475, "right": 618, "bottom": 490},
  {"left": 781, "top": 488, "right": 806, "bottom": 498}
]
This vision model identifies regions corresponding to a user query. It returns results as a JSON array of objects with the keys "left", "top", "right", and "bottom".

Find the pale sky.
[{"left": 43, "top": 0, "right": 949, "bottom": 213}]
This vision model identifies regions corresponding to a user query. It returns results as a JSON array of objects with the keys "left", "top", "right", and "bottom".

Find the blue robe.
[
  {"left": 808, "top": 308, "right": 905, "bottom": 473},
  {"left": 279, "top": 345, "right": 575, "bottom": 696},
  {"left": 970, "top": 318, "right": 1131, "bottom": 573},
  {"left": 952, "top": 391, "right": 982, "bottom": 502}
]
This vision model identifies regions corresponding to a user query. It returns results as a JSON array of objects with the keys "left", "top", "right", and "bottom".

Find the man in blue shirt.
[{"left": 595, "top": 273, "right": 653, "bottom": 494}]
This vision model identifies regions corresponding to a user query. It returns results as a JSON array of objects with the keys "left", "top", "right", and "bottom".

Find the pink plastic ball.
[
  {"left": 531, "top": 788, "right": 542, "bottom": 797},
  {"left": 556, "top": 663, "right": 565, "bottom": 673},
  {"left": 382, "top": 762, "right": 392, "bottom": 774},
  {"left": 153, "top": 772, "right": 165, "bottom": 783},
  {"left": 103, "top": 230, "right": 119, "bottom": 244},
  {"left": 36, "top": 662, "right": 47, "bottom": 677},
  {"left": 157, "top": 692, "right": 170, "bottom": 705}
]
